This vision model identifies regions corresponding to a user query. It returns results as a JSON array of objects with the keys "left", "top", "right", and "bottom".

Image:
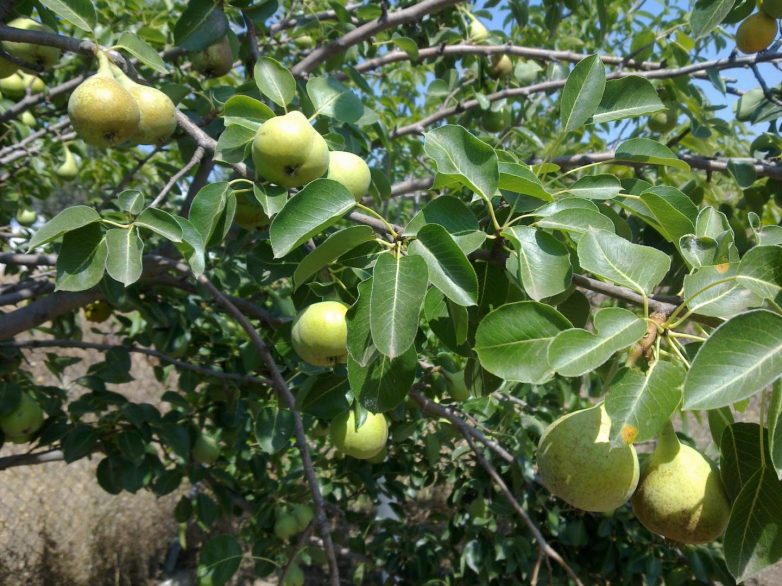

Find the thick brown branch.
[{"left": 0, "top": 449, "right": 64, "bottom": 471}]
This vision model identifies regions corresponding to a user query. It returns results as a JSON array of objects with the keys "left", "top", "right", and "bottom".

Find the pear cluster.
[
  {"left": 736, "top": 3, "right": 781, "bottom": 53},
  {"left": 537, "top": 406, "right": 731, "bottom": 545},
  {"left": 251, "top": 111, "right": 372, "bottom": 197},
  {"left": 68, "top": 52, "right": 176, "bottom": 148}
]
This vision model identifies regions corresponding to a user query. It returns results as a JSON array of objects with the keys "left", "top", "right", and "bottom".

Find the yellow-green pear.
[
  {"left": 293, "top": 35, "right": 315, "bottom": 49},
  {"left": 327, "top": 151, "right": 371, "bottom": 200},
  {"left": 55, "top": 144, "right": 79, "bottom": 179},
  {"left": 489, "top": 54, "right": 513, "bottom": 78},
  {"left": 291, "top": 504, "right": 314, "bottom": 531},
  {"left": 192, "top": 432, "right": 220, "bottom": 465},
  {"left": 252, "top": 111, "right": 330, "bottom": 187},
  {"left": 291, "top": 301, "right": 348, "bottom": 367},
  {"left": 15, "top": 208, "right": 36, "bottom": 226},
  {"left": 84, "top": 300, "right": 112, "bottom": 323},
  {"left": 20, "top": 110, "right": 35, "bottom": 127},
  {"left": 274, "top": 509, "right": 300, "bottom": 540},
  {"left": 467, "top": 15, "right": 489, "bottom": 43},
  {"left": 0, "top": 392, "right": 44, "bottom": 443},
  {"left": 537, "top": 404, "right": 639, "bottom": 512},
  {"left": 631, "top": 424, "right": 730, "bottom": 544},
  {"left": 736, "top": 12, "right": 777, "bottom": 54},
  {"left": 233, "top": 191, "right": 270, "bottom": 230},
  {"left": 283, "top": 563, "right": 304, "bottom": 586},
  {"left": 68, "top": 53, "right": 140, "bottom": 148},
  {"left": 2, "top": 18, "right": 61, "bottom": 70},
  {"left": 648, "top": 106, "right": 678, "bottom": 134},
  {"left": 482, "top": 107, "right": 511, "bottom": 133},
  {"left": 190, "top": 37, "right": 234, "bottom": 77},
  {"left": 112, "top": 67, "right": 177, "bottom": 145},
  {"left": 329, "top": 410, "right": 388, "bottom": 460},
  {"left": 0, "top": 72, "right": 44, "bottom": 100}
]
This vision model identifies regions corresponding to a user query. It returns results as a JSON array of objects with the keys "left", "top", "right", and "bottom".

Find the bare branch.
[
  {"left": 150, "top": 145, "right": 206, "bottom": 208},
  {"left": 291, "top": 0, "right": 464, "bottom": 76},
  {"left": 3, "top": 338, "right": 272, "bottom": 386},
  {"left": 0, "top": 449, "right": 65, "bottom": 471}
]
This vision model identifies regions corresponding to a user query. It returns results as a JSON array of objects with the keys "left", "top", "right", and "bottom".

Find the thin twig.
[{"left": 150, "top": 146, "right": 206, "bottom": 208}]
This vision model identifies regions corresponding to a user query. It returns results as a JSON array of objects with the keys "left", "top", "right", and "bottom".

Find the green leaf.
[
  {"left": 173, "top": 0, "right": 228, "bottom": 51},
  {"left": 115, "top": 32, "right": 167, "bottom": 74},
  {"left": 293, "top": 226, "right": 375, "bottom": 290},
  {"left": 683, "top": 310, "right": 782, "bottom": 410},
  {"left": 408, "top": 223, "right": 478, "bottom": 306},
  {"left": 535, "top": 208, "right": 615, "bottom": 237},
  {"left": 423, "top": 125, "right": 499, "bottom": 202},
  {"left": 105, "top": 228, "right": 144, "bottom": 287},
  {"left": 28, "top": 205, "right": 100, "bottom": 249},
  {"left": 639, "top": 186, "right": 698, "bottom": 245},
  {"left": 720, "top": 423, "right": 767, "bottom": 501},
  {"left": 423, "top": 287, "right": 470, "bottom": 354},
  {"left": 549, "top": 307, "right": 647, "bottom": 377},
  {"left": 348, "top": 344, "right": 417, "bottom": 413},
  {"left": 475, "top": 301, "right": 571, "bottom": 383},
  {"left": 502, "top": 225, "right": 572, "bottom": 301},
  {"left": 62, "top": 424, "right": 99, "bottom": 463},
  {"left": 254, "top": 57, "right": 296, "bottom": 108},
  {"left": 769, "top": 380, "right": 782, "bottom": 480},
  {"left": 346, "top": 278, "right": 375, "bottom": 367},
  {"left": 135, "top": 208, "right": 183, "bottom": 242},
  {"left": 393, "top": 36, "right": 419, "bottom": 60},
  {"left": 370, "top": 253, "right": 428, "bottom": 358},
  {"left": 592, "top": 76, "right": 664, "bottom": 124},
  {"left": 188, "top": 182, "right": 231, "bottom": 246},
  {"left": 577, "top": 229, "right": 671, "bottom": 294},
  {"left": 39, "top": 0, "right": 96, "bottom": 32},
  {"left": 223, "top": 95, "right": 274, "bottom": 128},
  {"left": 55, "top": 223, "right": 108, "bottom": 292},
  {"left": 682, "top": 265, "right": 760, "bottom": 319},
  {"left": 723, "top": 467, "right": 782, "bottom": 581},
  {"left": 614, "top": 138, "right": 690, "bottom": 172},
  {"left": 564, "top": 174, "right": 622, "bottom": 200},
  {"left": 117, "top": 190, "right": 145, "bottom": 215},
  {"left": 690, "top": 0, "right": 735, "bottom": 39},
  {"left": 604, "top": 361, "right": 685, "bottom": 447},
  {"left": 197, "top": 534, "right": 243, "bottom": 586},
  {"left": 214, "top": 125, "right": 255, "bottom": 163},
  {"left": 300, "top": 373, "right": 351, "bottom": 419},
  {"left": 174, "top": 217, "right": 206, "bottom": 276},
  {"left": 560, "top": 55, "right": 606, "bottom": 132},
  {"left": 307, "top": 77, "right": 365, "bottom": 123},
  {"left": 404, "top": 195, "right": 485, "bottom": 254},
  {"left": 269, "top": 179, "right": 356, "bottom": 258},
  {"left": 737, "top": 245, "right": 782, "bottom": 301},
  {"left": 254, "top": 407, "right": 295, "bottom": 454},
  {"left": 498, "top": 162, "right": 553, "bottom": 202}
]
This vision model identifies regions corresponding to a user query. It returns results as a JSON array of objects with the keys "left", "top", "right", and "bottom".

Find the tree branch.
[
  {"left": 0, "top": 449, "right": 65, "bottom": 471},
  {"left": 2, "top": 339, "right": 272, "bottom": 386},
  {"left": 290, "top": 0, "right": 464, "bottom": 76}
]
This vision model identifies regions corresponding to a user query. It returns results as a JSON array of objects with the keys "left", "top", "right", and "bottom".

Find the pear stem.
[
  {"left": 95, "top": 51, "right": 113, "bottom": 76},
  {"left": 655, "top": 420, "right": 680, "bottom": 460}
]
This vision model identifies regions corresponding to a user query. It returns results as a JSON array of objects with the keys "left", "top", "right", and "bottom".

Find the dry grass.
[{"left": 0, "top": 315, "right": 183, "bottom": 586}]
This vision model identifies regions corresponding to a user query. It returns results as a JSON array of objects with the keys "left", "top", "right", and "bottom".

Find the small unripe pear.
[
  {"left": 537, "top": 404, "right": 639, "bottom": 512},
  {"left": 0, "top": 392, "right": 44, "bottom": 443},
  {"left": 2, "top": 18, "right": 61, "bottom": 70},
  {"left": 327, "top": 151, "right": 371, "bottom": 200},
  {"left": 15, "top": 208, "right": 37, "bottom": 226},
  {"left": 20, "top": 110, "right": 35, "bottom": 127},
  {"left": 68, "top": 53, "right": 140, "bottom": 148},
  {"left": 190, "top": 37, "right": 234, "bottom": 77},
  {"left": 763, "top": 0, "right": 782, "bottom": 18},
  {"left": 84, "top": 300, "right": 111, "bottom": 323},
  {"left": 293, "top": 35, "right": 315, "bottom": 49},
  {"left": 481, "top": 107, "right": 511, "bottom": 133},
  {"left": 274, "top": 510, "right": 300, "bottom": 540},
  {"left": 631, "top": 424, "right": 730, "bottom": 544},
  {"left": 0, "top": 72, "right": 44, "bottom": 100},
  {"left": 648, "top": 106, "right": 678, "bottom": 134},
  {"left": 112, "top": 67, "right": 176, "bottom": 145},
  {"left": 283, "top": 563, "right": 304, "bottom": 586},
  {"left": 0, "top": 56, "right": 16, "bottom": 79},
  {"left": 55, "top": 145, "right": 79, "bottom": 180},
  {"left": 233, "top": 191, "right": 270, "bottom": 230},
  {"left": 329, "top": 410, "right": 388, "bottom": 460},
  {"left": 291, "top": 503, "right": 314, "bottom": 531},
  {"left": 467, "top": 16, "right": 489, "bottom": 43},
  {"left": 489, "top": 54, "right": 513, "bottom": 78},
  {"left": 252, "top": 111, "right": 330, "bottom": 187},
  {"left": 192, "top": 432, "right": 220, "bottom": 465}
]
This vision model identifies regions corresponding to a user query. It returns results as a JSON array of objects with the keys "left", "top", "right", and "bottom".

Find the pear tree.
[{"left": 0, "top": 1, "right": 782, "bottom": 585}]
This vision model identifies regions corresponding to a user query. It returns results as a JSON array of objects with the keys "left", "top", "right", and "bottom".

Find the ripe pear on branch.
[
  {"left": 329, "top": 409, "right": 388, "bottom": 460},
  {"left": 68, "top": 52, "right": 140, "bottom": 147},
  {"left": 111, "top": 65, "right": 177, "bottom": 145},
  {"left": 0, "top": 71, "right": 45, "bottom": 100},
  {"left": 327, "top": 151, "right": 371, "bottom": 200},
  {"left": 190, "top": 36, "right": 234, "bottom": 78},
  {"left": 735, "top": 12, "right": 778, "bottom": 53},
  {"left": 631, "top": 423, "right": 730, "bottom": 544},
  {"left": 291, "top": 301, "right": 348, "bottom": 367}
]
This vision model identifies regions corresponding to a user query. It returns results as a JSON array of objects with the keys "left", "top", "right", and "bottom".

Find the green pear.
[
  {"left": 15, "top": 208, "right": 36, "bottom": 226},
  {"left": 84, "top": 300, "right": 111, "bottom": 323},
  {"left": 0, "top": 56, "right": 16, "bottom": 79},
  {"left": 763, "top": 0, "right": 782, "bottom": 18},
  {"left": 0, "top": 72, "right": 44, "bottom": 100},
  {"left": 283, "top": 563, "right": 304, "bottom": 586},
  {"left": 291, "top": 301, "right": 348, "bottom": 367},
  {"left": 482, "top": 107, "right": 511, "bottom": 133},
  {"left": 233, "top": 191, "right": 270, "bottom": 230},
  {"left": 444, "top": 369, "right": 470, "bottom": 401},
  {"left": 329, "top": 409, "right": 388, "bottom": 460},
  {"left": 55, "top": 144, "right": 79, "bottom": 179},
  {"left": 291, "top": 503, "right": 314, "bottom": 531},
  {"left": 68, "top": 53, "right": 140, "bottom": 147},
  {"left": 293, "top": 35, "right": 315, "bottom": 49},
  {"left": 192, "top": 432, "right": 221, "bottom": 465},
  {"left": 190, "top": 37, "right": 234, "bottom": 77},
  {"left": 2, "top": 18, "right": 61, "bottom": 70},
  {"left": 274, "top": 509, "right": 300, "bottom": 540},
  {"left": 489, "top": 54, "right": 513, "bottom": 78},
  {"left": 327, "top": 151, "right": 371, "bottom": 200},
  {"left": 252, "top": 111, "right": 330, "bottom": 187},
  {"left": 112, "top": 66, "right": 177, "bottom": 145},
  {"left": 467, "top": 15, "right": 489, "bottom": 43},
  {"left": 0, "top": 392, "right": 44, "bottom": 443},
  {"left": 648, "top": 106, "right": 678, "bottom": 134},
  {"left": 537, "top": 404, "right": 639, "bottom": 512},
  {"left": 20, "top": 110, "right": 35, "bottom": 127},
  {"left": 631, "top": 424, "right": 730, "bottom": 544}
]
